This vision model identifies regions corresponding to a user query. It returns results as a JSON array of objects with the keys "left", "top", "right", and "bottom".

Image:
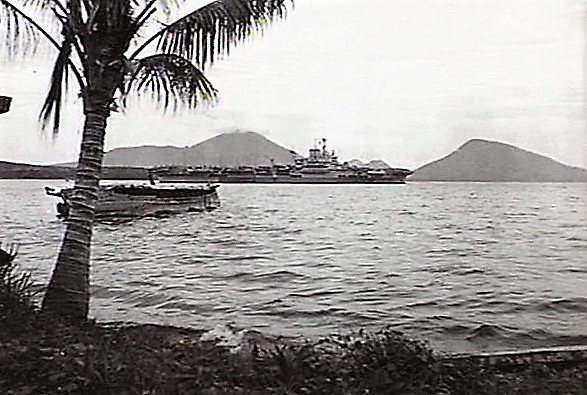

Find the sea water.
[{"left": 1, "top": 180, "right": 585, "bottom": 354}]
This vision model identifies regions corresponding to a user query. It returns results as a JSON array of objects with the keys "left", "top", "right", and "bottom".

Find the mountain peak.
[
  {"left": 458, "top": 138, "right": 515, "bottom": 150},
  {"left": 411, "top": 139, "right": 587, "bottom": 182},
  {"left": 103, "top": 131, "right": 297, "bottom": 167}
]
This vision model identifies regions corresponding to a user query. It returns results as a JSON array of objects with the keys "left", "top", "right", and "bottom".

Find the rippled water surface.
[{"left": 1, "top": 180, "right": 586, "bottom": 353}]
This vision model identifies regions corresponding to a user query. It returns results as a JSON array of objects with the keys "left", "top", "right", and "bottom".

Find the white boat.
[{"left": 45, "top": 184, "right": 220, "bottom": 220}]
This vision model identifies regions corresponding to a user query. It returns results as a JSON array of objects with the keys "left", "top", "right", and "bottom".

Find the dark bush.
[{"left": 0, "top": 243, "right": 38, "bottom": 322}]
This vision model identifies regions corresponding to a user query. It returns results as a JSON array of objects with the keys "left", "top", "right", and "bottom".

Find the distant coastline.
[
  {"left": 2, "top": 161, "right": 586, "bottom": 182},
  {"left": 2, "top": 134, "right": 586, "bottom": 182},
  {"left": 0, "top": 161, "right": 147, "bottom": 180}
]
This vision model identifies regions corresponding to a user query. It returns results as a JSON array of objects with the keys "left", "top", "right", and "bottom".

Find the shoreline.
[
  {"left": 2, "top": 263, "right": 586, "bottom": 394},
  {"left": 2, "top": 314, "right": 586, "bottom": 394}
]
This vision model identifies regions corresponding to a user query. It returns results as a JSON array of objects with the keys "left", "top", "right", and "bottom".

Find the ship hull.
[{"left": 158, "top": 175, "right": 407, "bottom": 184}]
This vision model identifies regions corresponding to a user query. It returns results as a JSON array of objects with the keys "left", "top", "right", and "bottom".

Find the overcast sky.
[{"left": 1, "top": 0, "right": 585, "bottom": 169}]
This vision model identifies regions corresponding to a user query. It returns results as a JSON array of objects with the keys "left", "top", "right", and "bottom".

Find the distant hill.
[
  {"left": 0, "top": 161, "right": 147, "bottom": 180},
  {"left": 346, "top": 159, "right": 391, "bottom": 169},
  {"left": 103, "top": 130, "right": 297, "bottom": 167},
  {"left": 0, "top": 161, "right": 72, "bottom": 179},
  {"left": 410, "top": 139, "right": 587, "bottom": 182},
  {"left": 367, "top": 160, "right": 391, "bottom": 169},
  {"left": 347, "top": 159, "right": 364, "bottom": 167}
]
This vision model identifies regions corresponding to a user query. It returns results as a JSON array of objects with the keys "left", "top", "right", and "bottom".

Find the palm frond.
[
  {"left": 135, "top": 0, "right": 180, "bottom": 14},
  {"left": 20, "top": 0, "right": 61, "bottom": 9},
  {"left": 0, "top": 0, "right": 44, "bottom": 56},
  {"left": 124, "top": 53, "right": 217, "bottom": 111},
  {"left": 39, "top": 37, "right": 71, "bottom": 136},
  {"left": 131, "top": 0, "right": 157, "bottom": 31},
  {"left": 130, "top": 0, "right": 291, "bottom": 68}
]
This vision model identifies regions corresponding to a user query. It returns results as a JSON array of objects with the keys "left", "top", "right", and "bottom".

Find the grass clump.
[
  {"left": 0, "top": 243, "right": 38, "bottom": 325},
  {"left": 259, "top": 329, "right": 499, "bottom": 395}
]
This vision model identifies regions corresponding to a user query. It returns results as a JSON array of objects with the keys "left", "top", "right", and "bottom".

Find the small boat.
[{"left": 45, "top": 183, "right": 220, "bottom": 220}]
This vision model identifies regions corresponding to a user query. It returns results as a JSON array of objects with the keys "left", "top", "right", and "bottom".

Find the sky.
[{"left": 0, "top": 0, "right": 585, "bottom": 169}]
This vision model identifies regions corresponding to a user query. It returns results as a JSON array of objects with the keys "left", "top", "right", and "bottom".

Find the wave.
[
  {"left": 223, "top": 255, "right": 275, "bottom": 262},
  {"left": 288, "top": 289, "right": 344, "bottom": 298},
  {"left": 535, "top": 298, "right": 587, "bottom": 314},
  {"left": 218, "top": 269, "right": 309, "bottom": 283},
  {"left": 466, "top": 324, "right": 510, "bottom": 340}
]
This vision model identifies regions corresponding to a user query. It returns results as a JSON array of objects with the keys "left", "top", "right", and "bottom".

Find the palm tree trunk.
[
  {"left": 40, "top": 14, "right": 128, "bottom": 319},
  {"left": 41, "top": 104, "right": 109, "bottom": 321}
]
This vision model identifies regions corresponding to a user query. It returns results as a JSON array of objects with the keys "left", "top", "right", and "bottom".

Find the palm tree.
[{"left": 0, "top": 0, "right": 291, "bottom": 321}]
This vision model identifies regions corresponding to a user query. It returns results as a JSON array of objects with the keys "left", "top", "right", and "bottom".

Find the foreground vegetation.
[{"left": 1, "top": 252, "right": 586, "bottom": 394}]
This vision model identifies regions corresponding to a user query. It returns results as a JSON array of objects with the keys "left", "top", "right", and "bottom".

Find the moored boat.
[{"left": 45, "top": 184, "right": 220, "bottom": 220}]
